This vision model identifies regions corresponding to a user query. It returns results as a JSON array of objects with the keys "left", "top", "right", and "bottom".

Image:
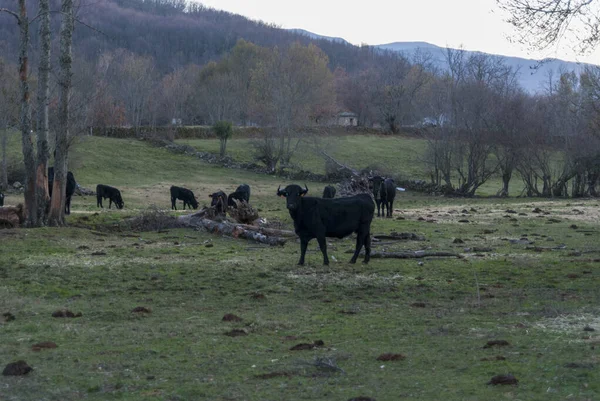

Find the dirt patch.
[
  {"left": 480, "top": 355, "right": 506, "bottom": 361},
  {"left": 290, "top": 340, "right": 324, "bottom": 351},
  {"left": 250, "top": 292, "right": 266, "bottom": 300},
  {"left": 483, "top": 340, "right": 510, "bottom": 348},
  {"left": 2, "top": 360, "right": 33, "bottom": 376},
  {"left": 224, "top": 329, "right": 248, "bottom": 337},
  {"left": 222, "top": 313, "right": 243, "bottom": 322},
  {"left": 376, "top": 353, "right": 406, "bottom": 361},
  {"left": 52, "top": 309, "right": 82, "bottom": 318},
  {"left": 410, "top": 302, "right": 427, "bottom": 308},
  {"left": 348, "top": 397, "right": 376, "bottom": 401},
  {"left": 487, "top": 374, "right": 518, "bottom": 385},
  {"left": 131, "top": 306, "right": 151, "bottom": 313},
  {"left": 255, "top": 371, "right": 294, "bottom": 379},
  {"left": 3, "top": 312, "right": 15, "bottom": 322},
  {"left": 32, "top": 341, "right": 57, "bottom": 351}
]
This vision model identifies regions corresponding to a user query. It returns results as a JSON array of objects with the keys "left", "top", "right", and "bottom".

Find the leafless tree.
[
  {"left": 497, "top": 0, "right": 600, "bottom": 54},
  {"left": 48, "top": 0, "right": 74, "bottom": 226},
  {"left": 35, "top": 0, "right": 52, "bottom": 224},
  {"left": 0, "top": 58, "right": 19, "bottom": 190}
]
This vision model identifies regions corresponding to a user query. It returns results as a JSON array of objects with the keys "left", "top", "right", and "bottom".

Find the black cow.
[
  {"left": 227, "top": 184, "right": 251, "bottom": 208},
  {"left": 0, "top": 191, "right": 4, "bottom": 207},
  {"left": 209, "top": 190, "right": 227, "bottom": 214},
  {"left": 381, "top": 178, "right": 396, "bottom": 217},
  {"left": 277, "top": 184, "right": 374, "bottom": 266},
  {"left": 96, "top": 184, "right": 124, "bottom": 209},
  {"left": 322, "top": 185, "right": 336, "bottom": 199},
  {"left": 170, "top": 186, "right": 198, "bottom": 210},
  {"left": 369, "top": 176, "right": 385, "bottom": 217},
  {"left": 48, "top": 167, "right": 77, "bottom": 215}
]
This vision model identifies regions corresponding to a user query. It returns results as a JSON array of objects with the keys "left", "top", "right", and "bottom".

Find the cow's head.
[
  {"left": 368, "top": 176, "right": 384, "bottom": 194},
  {"left": 115, "top": 198, "right": 124, "bottom": 209},
  {"left": 277, "top": 184, "right": 308, "bottom": 211},
  {"left": 190, "top": 197, "right": 199, "bottom": 210}
]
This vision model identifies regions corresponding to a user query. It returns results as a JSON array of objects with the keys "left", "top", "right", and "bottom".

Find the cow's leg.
[
  {"left": 65, "top": 196, "right": 71, "bottom": 215},
  {"left": 97, "top": 196, "right": 102, "bottom": 208},
  {"left": 171, "top": 197, "right": 176, "bottom": 210},
  {"left": 298, "top": 238, "right": 309, "bottom": 265},
  {"left": 388, "top": 200, "right": 394, "bottom": 217},
  {"left": 109, "top": 198, "right": 112, "bottom": 209},
  {"left": 376, "top": 201, "right": 381, "bottom": 217},
  {"left": 317, "top": 235, "right": 329, "bottom": 265},
  {"left": 363, "top": 231, "right": 372, "bottom": 264},
  {"left": 350, "top": 233, "right": 365, "bottom": 264}
]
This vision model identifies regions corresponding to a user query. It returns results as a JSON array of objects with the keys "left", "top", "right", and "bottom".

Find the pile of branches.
[
  {"left": 125, "top": 206, "right": 184, "bottom": 231},
  {"left": 228, "top": 200, "right": 259, "bottom": 224},
  {"left": 338, "top": 175, "right": 372, "bottom": 197}
]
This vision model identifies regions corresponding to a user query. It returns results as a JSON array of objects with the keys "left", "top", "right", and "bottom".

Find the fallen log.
[
  {"left": 373, "top": 232, "right": 426, "bottom": 241},
  {"left": 234, "top": 223, "right": 296, "bottom": 238},
  {"left": 347, "top": 250, "right": 461, "bottom": 259},
  {"left": 178, "top": 213, "right": 287, "bottom": 246}
]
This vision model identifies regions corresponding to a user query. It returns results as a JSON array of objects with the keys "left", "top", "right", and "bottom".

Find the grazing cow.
[
  {"left": 381, "top": 178, "right": 396, "bottom": 217},
  {"left": 96, "top": 184, "right": 124, "bottom": 209},
  {"left": 0, "top": 191, "right": 4, "bottom": 207},
  {"left": 227, "top": 184, "right": 251, "bottom": 208},
  {"left": 322, "top": 185, "right": 336, "bottom": 199},
  {"left": 48, "top": 167, "right": 77, "bottom": 215},
  {"left": 170, "top": 186, "right": 198, "bottom": 210},
  {"left": 277, "top": 184, "right": 374, "bottom": 265},
  {"left": 209, "top": 190, "right": 227, "bottom": 214},
  {"left": 368, "top": 176, "right": 385, "bottom": 217}
]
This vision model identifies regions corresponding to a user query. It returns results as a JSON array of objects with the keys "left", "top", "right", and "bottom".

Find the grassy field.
[
  {"left": 177, "top": 134, "right": 512, "bottom": 197},
  {"left": 1, "top": 136, "right": 599, "bottom": 400}
]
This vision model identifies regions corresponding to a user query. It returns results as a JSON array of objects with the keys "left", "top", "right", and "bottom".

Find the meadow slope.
[{"left": 0, "top": 136, "right": 599, "bottom": 400}]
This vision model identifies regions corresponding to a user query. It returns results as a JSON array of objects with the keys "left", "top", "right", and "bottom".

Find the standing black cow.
[
  {"left": 0, "top": 191, "right": 4, "bottom": 207},
  {"left": 369, "top": 176, "right": 385, "bottom": 217},
  {"left": 381, "top": 178, "right": 396, "bottom": 217},
  {"left": 170, "top": 186, "right": 198, "bottom": 210},
  {"left": 227, "top": 184, "right": 251, "bottom": 208},
  {"left": 96, "top": 184, "right": 124, "bottom": 209},
  {"left": 48, "top": 167, "right": 77, "bottom": 215},
  {"left": 277, "top": 184, "right": 374, "bottom": 265},
  {"left": 322, "top": 185, "right": 336, "bottom": 199},
  {"left": 209, "top": 190, "right": 227, "bottom": 214}
]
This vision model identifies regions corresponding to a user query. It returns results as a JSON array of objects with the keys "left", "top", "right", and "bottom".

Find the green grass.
[{"left": 1, "top": 136, "right": 599, "bottom": 400}]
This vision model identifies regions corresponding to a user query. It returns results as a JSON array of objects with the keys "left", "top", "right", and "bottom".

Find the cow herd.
[{"left": 2, "top": 170, "right": 402, "bottom": 265}]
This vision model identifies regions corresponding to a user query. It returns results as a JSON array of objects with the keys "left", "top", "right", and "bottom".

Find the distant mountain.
[
  {"left": 287, "top": 29, "right": 590, "bottom": 93},
  {"left": 378, "top": 42, "right": 589, "bottom": 93},
  {"left": 288, "top": 29, "right": 350, "bottom": 45}
]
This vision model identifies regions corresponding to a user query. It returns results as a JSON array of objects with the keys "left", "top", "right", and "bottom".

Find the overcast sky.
[{"left": 195, "top": 0, "right": 600, "bottom": 64}]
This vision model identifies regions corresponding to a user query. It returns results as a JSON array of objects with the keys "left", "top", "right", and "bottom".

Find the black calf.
[
  {"left": 209, "top": 190, "right": 227, "bottom": 214},
  {"left": 322, "top": 185, "right": 336, "bottom": 198},
  {"left": 96, "top": 184, "right": 124, "bottom": 209},
  {"left": 170, "top": 186, "right": 198, "bottom": 210},
  {"left": 227, "top": 184, "right": 251, "bottom": 208}
]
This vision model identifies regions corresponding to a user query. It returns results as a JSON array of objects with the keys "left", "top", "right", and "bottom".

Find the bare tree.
[
  {"left": 497, "top": 0, "right": 600, "bottom": 54},
  {"left": 35, "top": 0, "right": 52, "bottom": 224},
  {"left": 1, "top": 0, "right": 37, "bottom": 225},
  {"left": 48, "top": 0, "right": 74, "bottom": 226},
  {"left": 0, "top": 58, "right": 19, "bottom": 190}
]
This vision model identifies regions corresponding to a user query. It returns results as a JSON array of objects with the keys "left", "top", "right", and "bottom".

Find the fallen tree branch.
[
  {"left": 373, "top": 232, "right": 426, "bottom": 241},
  {"left": 178, "top": 213, "right": 287, "bottom": 246},
  {"left": 234, "top": 223, "right": 297, "bottom": 238}
]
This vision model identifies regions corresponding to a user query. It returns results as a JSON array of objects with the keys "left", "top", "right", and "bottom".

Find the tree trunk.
[
  {"left": 17, "top": 0, "right": 36, "bottom": 227},
  {"left": 48, "top": 0, "right": 73, "bottom": 226},
  {"left": 35, "top": 0, "right": 51, "bottom": 224},
  {"left": 1, "top": 129, "right": 8, "bottom": 190}
]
